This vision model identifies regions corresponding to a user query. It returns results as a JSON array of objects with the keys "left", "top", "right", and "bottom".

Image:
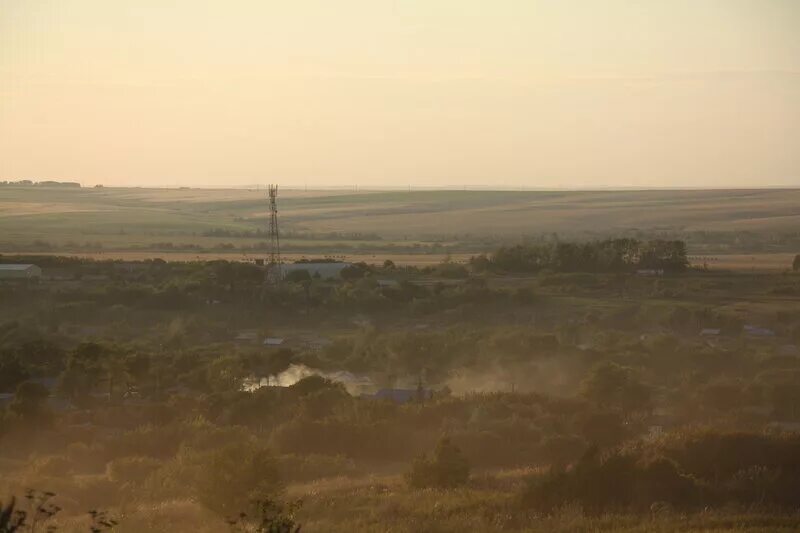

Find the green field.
[{"left": 1, "top": 185, "right": 799, "bottom": 266}]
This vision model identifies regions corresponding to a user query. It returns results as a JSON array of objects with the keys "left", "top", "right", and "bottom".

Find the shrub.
[
  {"left": 106, "top": 456, "right": 162, "bottom": 485},
  {"left": 228, "top": 497, "right": 302, "bottom": 533},
  {"left": 539, "top": 435, "right": 587, "bottom": 467},
  {"left": 270, "top": 419, "right": 409, "bottom": 461},
  {"left": 0, "top": 497, "right": 25, "bottom": 532},
  {"left": 406, "top": 437, "right": 470, "bottom": 489},
  {"left": 193, "top": 443, "right": 283, "bottom": 517},
  {"left": 520, "top": 447, "right": 700, "bottom": 514},
  {"left": 29, "top": 455, "right": 72, "bottom": 477},
  {"left": 275, "top": 454, "right": 356, "bottom": 483}
]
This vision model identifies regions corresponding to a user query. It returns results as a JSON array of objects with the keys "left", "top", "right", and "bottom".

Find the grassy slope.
[
  {"left": 288, "top": 472, "right": 800, "bottom": 533},
  {"left": 44, "top": 470, "right": 800, "bottom": 532}
]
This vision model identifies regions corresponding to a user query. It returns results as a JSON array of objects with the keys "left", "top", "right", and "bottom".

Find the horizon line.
[{"left": 3, "top": 181, "right": 800, "bottom": 193}]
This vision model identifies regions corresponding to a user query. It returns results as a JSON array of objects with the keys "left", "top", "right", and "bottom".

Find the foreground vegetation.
[{"left": 0, "top": 238, "right": 799, "bottom": 531}]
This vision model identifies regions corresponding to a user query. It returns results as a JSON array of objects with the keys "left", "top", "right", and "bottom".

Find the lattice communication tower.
[{"left": 267, "top": 184, "right": 282, "bottom": 282}]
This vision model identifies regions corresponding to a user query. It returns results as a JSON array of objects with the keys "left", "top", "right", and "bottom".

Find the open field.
[
  {"left": 1, "top": 185, "right": 799, "bottom": 269},
  {"left": 0, "top": 250, "right": 475, "bottom": 266},
  {"left": 2, "top": 185, "right": 800, "bottom": 237},
  {"left": 692, "top": 253, "right": 800, "bottom": 272},
  {"left": 3, "top": 250, "right": 796, "bottom": 272}
]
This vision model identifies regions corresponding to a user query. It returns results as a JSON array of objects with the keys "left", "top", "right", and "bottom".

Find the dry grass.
[
  {"left": 287, "top": 471, "right": 800, "bottom": 533},
  {"left": 48, "top": 500, "right": 227, "bottom": 533},
  {"left": 12, "top": 462, "right": 800, "bottom": 532},
  {"left": 692, "top": 253, "right": 798, "bottom": 272}
]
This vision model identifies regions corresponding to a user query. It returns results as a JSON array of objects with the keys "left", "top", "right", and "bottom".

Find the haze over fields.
[
  {"left": 1, "top": 187, "right": 800, "bottom": 243},
  {"left": 5, "top": 3, "right": 800, "bottom": 532},
  {"left": 2, "top": 0, "right": 800, "bottom": 189},
  {"left": 0, "top": 186, "right": 799, "bottom": 274}
]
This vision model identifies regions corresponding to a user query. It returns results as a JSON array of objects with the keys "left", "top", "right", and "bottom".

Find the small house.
[
  {"left": 766, "top": 421, "right": 800, "bottom": 433},
  {"left": 0, "top": 264, "right": 42, "bottom": 281},
  {"left": 636, "top": 269, "right": 664, "bottom": 277},
  {"left": 744, "top": 325, "right": 775, "bottom": 338},
  {"left": 0, "top": 393, "right": 14, "bottom": 407},
  {"left": 234, "top": 330, "right": 259, "bottom": 344},
  {"left": 279, "top": 262, "right": 352, "bottom": 280},
  {"left": 778, "top": 345, "right": 799, "bottom": 356},
  {"left": 264, "top": 337, "right": 285, "bottom": 347},
  {"left": 295, "top": 334, "right": 332, "bottom": 352}
]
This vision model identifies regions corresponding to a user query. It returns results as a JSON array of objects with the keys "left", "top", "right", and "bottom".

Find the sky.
[{"left": 1, "top": 0, "right": 799, "bottom": 189}]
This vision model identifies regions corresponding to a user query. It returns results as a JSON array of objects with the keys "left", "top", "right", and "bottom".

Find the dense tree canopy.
[{"left": 479, "top": 238, "right": 688, "bottom": 274}]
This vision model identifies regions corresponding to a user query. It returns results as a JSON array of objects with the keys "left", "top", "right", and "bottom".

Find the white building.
[
  {"left": 0, "top": 264, "right": 42, "bottom": 281},
  {"left": 279, "top": 262, "right": 352, "bottom": 280},
  {"left": 264, "top": 337, "right": 285, "bottom": 347}
]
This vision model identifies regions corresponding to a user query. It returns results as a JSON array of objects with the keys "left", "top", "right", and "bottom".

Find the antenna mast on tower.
[{"left": 267, "top": 184, "right": 282, "bottom": 282}]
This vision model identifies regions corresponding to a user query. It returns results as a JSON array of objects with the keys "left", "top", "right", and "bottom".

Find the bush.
[
  {"left": 193, "top": 442, "right": 283, "bottom": 517},
  {"left": 539, "top": 435, "right": 587, "bottom": 467},
  {"left": 275, "top": 454, "right": 356, "bottom": 483},
  {"left": 104, "top": 423, "right": 189, "bottom": 459},
  {"left": 106, "top": 456, "right": 162, "bottom": 485},
  {"left": 539, "top": 273, "right": 601, "bottom": 288},
  {"left": 340, "top": 263, "right": 370, "bottom": 281},
  {"left": 29, "top": 455, "right": 72, "bottom": 477},
  {"left": 270, "top": 419, "right": 409, "bottom": 461},
  {"left": 406, "top": 437, "right": 470, "bottom": 489},
  {"left": 520, "top": 447, "right": 700, "bottom": 514}
]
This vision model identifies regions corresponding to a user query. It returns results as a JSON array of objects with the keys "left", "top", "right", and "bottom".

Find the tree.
[
  {"left": 639, "top": 240, "right": 688, "bottom": 272},
  {"left": 288, "top": 375, "right": 344, "bottom": 399},
  {"left": 105, "top": 356, "right": 131, "bottom": 402},
  {"left": 211, "top": 261, "right": 236, "bottom": 292},
  {"left": 194, "top": 443, "right": 283, "bottom": 517},
  {"left": 581, "top": 362, "right": 652, "bottom": 416},
  {"left": 285, "top": 269, "right": 312, "bottom": 309},
  {"left": 469, "top": 254, "right": 491, "bottom": 273},
  {"left": 768, "top": 382, "right": 800, "bottom": 420},
  {"left": 540, "top": 435, "right": 588, "bottom": 467},
  {"left": 580, "top": 411, "right": 627, "bottom": 449},
  {"left": 9, "top": 382, "right": 51, "bottom": 424},
  {"left": 406, "top": 437, "right": 470, "bottom": 488},
  {"left": 699, "top": 380, "right": 746, "bottom": 413},
  {"left": 58, "top": 342, "right": 112, "bottom": 401},
  {"left": 205, "top": 355, "right": 246, "bottom": 393},
  {"left": 340, "top": 262, "right": 369, "bottom": 281},
  {"left": 793, "top": 254, "right": 800, "bottom": 272},
  {"left": 88, "top": 509, "right": 118, "bottom": 532},
  {"left": 1, "top": 490, "right": 61, "bottom": 533},
  {"left": 0, "top": 498, "right": 25, "bottom": 533},
  {"left": 228, "top": 497, "right": 302, "bottom": 533},
  {"left": 284, "top": 269, "right": 311, "bottom": 284},
  {"left": 0, "top": 353, "right": 29, "bottom": 393}
]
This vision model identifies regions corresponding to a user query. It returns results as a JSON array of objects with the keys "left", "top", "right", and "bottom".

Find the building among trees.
[
  {"left": 279, "top": 262, "right": 352, "bottom": 280},
  {"left": 0, "top": 264, "right": 41, "bottom": 281}
]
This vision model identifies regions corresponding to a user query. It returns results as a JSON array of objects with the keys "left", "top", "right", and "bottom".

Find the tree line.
[{"left": 472, "top": 238, "right": 689, "bottom": 274}]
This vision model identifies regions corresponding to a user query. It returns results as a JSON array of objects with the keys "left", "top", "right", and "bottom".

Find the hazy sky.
[{"left": 1, "top": 0, "right": 799, "bottom": 188}]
